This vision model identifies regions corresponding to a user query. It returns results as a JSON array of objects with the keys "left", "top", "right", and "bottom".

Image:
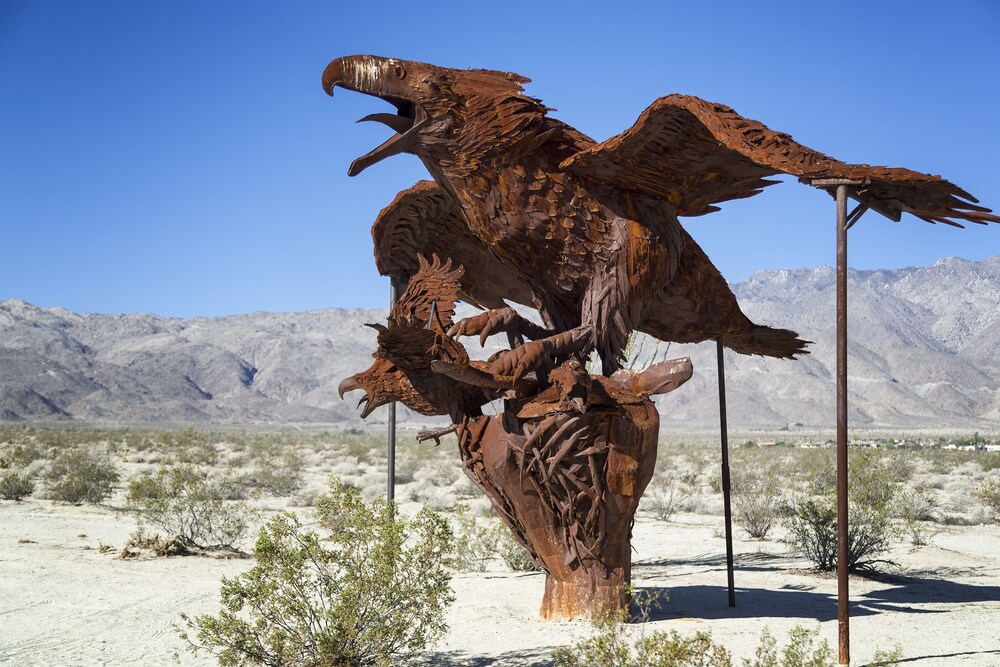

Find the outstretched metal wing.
[{"left": 562, "top": 94, "right": 999, "bottom": 227}]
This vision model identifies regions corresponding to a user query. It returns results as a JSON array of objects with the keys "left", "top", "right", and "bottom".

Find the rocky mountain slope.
[{"left": 1, "top": 256, "right": 997, "bottom": 431}]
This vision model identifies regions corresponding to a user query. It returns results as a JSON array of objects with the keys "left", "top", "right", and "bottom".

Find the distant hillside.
[{"left": 2, "top": 256, "right": 998, "bottom": 431}]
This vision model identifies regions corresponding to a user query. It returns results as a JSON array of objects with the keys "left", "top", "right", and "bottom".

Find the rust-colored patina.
[
  {"left": 324, "top": 55, "right": 998, "bottom": 380},
  {"left": 328, "top": 56, "right": 999, "bottom": 620},
  {"left": 341, "top": 258, "right": 692, "bottom": 619}
]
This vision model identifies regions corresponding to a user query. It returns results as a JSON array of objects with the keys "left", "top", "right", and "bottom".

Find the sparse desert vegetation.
[
  {"left": 1, "top": 425, "right": 999, "bottom": 665},
  {"left": 180, "top": 479, "right": 455, "bottom": 667}
]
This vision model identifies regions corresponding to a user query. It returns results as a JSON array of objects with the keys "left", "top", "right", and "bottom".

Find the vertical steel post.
[
  {"left": 835, "top": 185, "right": 850, "bottom": 665},
  {"left": 717, "top": 338, "right": 736, "bottom": 608},
  {"left": 387, "top": 277, "right": 402, "bottom": 504}
]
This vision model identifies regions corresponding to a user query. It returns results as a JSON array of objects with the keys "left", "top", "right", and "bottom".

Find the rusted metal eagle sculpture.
[
  {"left": 326, "top": 55, "right": 999, "bottom": 619},
  {"left": 324, "top": 55, "right": 998, "bottom": 380}
]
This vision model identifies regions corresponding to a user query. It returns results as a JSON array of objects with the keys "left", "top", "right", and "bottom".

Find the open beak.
[
  {"left": 338, "top": 373, "right": 388, "bottom": 419},
  {"left": 322, "top": 55, "right": 429, "bottom": 176}
]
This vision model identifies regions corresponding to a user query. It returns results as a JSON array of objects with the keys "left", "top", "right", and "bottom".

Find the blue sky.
[{"left": 2, "top": 1, "right": 998, "bottom": 317}]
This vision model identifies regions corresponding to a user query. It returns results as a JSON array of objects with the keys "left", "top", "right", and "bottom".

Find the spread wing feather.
[
  {"left": 561, "top": 94, "right": 999, "bottom": 227},
  {"left": 372, "top": 180, "right": 535, "bottom": 308}
]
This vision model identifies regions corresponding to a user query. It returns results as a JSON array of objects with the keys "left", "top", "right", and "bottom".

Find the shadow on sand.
[
  {"left": 638, "top": 573, "right": 1000, "bottom": 622},
  {"left": 417, "top": 645, "right": 556, "bottom": 667},
  {"left": 634, "top": 548, "right": 1000, "bottom": 622}
]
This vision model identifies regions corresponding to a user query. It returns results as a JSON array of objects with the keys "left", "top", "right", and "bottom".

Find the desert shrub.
[
  {"left": 783, "top": 450, "right": 906, "bottom": 572},
  {"left": 494, "top": 517, "right": 542, "bottom": 572},
  {"left": 0, "top": 469, "right": 35, "bottom": 501},
  {"left": 449, "top": 503, "right": 499, "bottom": 572},
  {"left": 644, "top": 471, "right": 698, "bottom": 521},
  {"left": 125, "top": 464, "right": 255, "bottom": 549},
  {"left": 119, "top": 528, "right": 192, "bottom": 559},
  {"left": 897, "top": 488, "right": 940, "bottom": 545},
  {"left": 732, "top": 462, "right": 782, "bottom": 539},
  {"left": 181, "top": 479, "right": 454, "bottom": 667},
  {"left": 394, "top": 442, "right": 440, "bottom": 484},
  {"left": 553, "top": 610, "right": 899, "bottom": 667},
  {"left": 552, "top": 617, "right": 732, "bottom": 667},
  {"left": 334, "top": 429, "right": 387, "bottom": 465},
  {"left": 2, "top": 441, "right": 46, "bottom": 468},
  {"left": 240, "top": 438, "right": 304, "bottom": 496},
  {"left": 793, "top": 448, "right": 837, "bottom": 495},
  {"left": 44, "top": 447, "right": 119, "bottom": 504},
  {"left": 973, "top": 479, "right": 1000, "bottom": 522}
]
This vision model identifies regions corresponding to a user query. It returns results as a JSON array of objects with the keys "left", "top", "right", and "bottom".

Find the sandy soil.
[{"left": 2, "top": 496, "right": 999, "bottom": 666}]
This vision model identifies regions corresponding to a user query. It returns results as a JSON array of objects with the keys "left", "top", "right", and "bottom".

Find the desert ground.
[{"left": 1, "top": 426, "right": 999, "bottom": 666}]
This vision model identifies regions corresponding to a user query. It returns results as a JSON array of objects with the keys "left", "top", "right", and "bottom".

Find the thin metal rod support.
[
  {"left": 845, "top": 202, "right": 870, "bottom": 230},
  {"left": 387, "top": 275, "right": 407, "bottom": 504},
  {"left": 836, "top": 185, "right": 851, "bottom": 665},
  {"left": 717, "top": 338, "right": 736, "bottom": 608}
]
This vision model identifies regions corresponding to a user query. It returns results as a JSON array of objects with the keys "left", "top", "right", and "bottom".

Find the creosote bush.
[
  {"left": 180, "top": 478, "right": 454, "bottom": 667},
  {"left": 495, "top": 518, "right": 542, "bottom": 572},
  {"left": 0, "top": 469, "right": 35, "bottom": 501},
  {"left": 783, "top": 449, "right": 907, "bottom": 572},
  {"left": 732, "top": 461, "right": 782, "bottom": 539},
  {"left": 445, "top": 504, "right": 541, "bottom": 572},
  {"left": 125, "top": 464, "right": 255, "bottom": 549},
  {"left": 644, "top": 471, "right": 699, "bottom": 522},
  {"left": 552, "top": 603, "right": 902, "bottom": 667},
  {"left": 449, "top": 503, "right": 500, "bottom": 572},
  {"left": 238, "top": 438, "right": 305, "bottom": 496},
  {"left": 45, "top": 447, "right": 119, "bottom": 504},
  {"left": 973, "top": 479, "right": 1000, "bottom": 522}
]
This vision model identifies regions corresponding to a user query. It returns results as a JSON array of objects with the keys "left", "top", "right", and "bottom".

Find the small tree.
[
  {"left": 45, "top": 447, "right": 119, "bottom": 504},
  {"left": 125, "top": 464, "right": 255, "bottom": 549},
  {"left": 180, "top": 478, "right": 455, "bottom": 666}
]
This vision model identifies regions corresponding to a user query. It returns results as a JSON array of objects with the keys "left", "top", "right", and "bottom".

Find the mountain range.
[{"left": 2, "top": 256, "right": 998, "bottom": 432}]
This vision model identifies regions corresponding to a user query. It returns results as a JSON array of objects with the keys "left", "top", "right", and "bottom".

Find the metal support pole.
[
  {"left": 835, "top": 184, "right": 850, "bottom": 665},
  {"left": 387, "top": 276, "right": 404, "bottom": 504},
  {"left": 717, "top": 338, "right": 736, "bottom": 608}
]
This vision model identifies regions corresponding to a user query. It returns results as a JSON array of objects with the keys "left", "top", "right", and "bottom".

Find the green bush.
[
  {"left": 44, "top": 447, "right": 119, "bottom": 504},
  {"left": 644, "top": 471, "right": 698, "bottom": 521},
  {"left": 973, "top": 479, "right": 1000, "bottom": 522},
  {"left": 494, "top": 517, "right": 542, "bottom": 572},
  {"left": 125, "top": 464, "right": 255, "bottom": 549},
  {"left": 449, "top": 503, "right": 499, "bottom": 572},
  {"left": 0, "top": 469, "right": 35, "bottom": 501},
  {"left": 732, "top": 462, "right": 782, "bottom": 539},
  {"left": 783, "top": 450, "right": 906, "bottom": 572},
  {"left": 240, "top": 438, "right": 304, "bottom": 496},
  {"left": 552, "top": 610, "right": 900, "bottom": 667},
  {"left": 180, "top": 479, "right": 454, "bottom": 667}
]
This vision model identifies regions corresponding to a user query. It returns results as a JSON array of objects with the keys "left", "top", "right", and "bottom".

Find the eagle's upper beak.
[
  {"left": 337, "top": 373, "right": 391, "bottom": 419},
  {"left": 322, "top": 55, "right": 430, "bottom": 176}
]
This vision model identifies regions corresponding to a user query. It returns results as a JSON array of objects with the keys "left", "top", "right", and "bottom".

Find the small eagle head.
[
  {"left": 338, "top": 255, "right": 479, "bottom": 419},
  {"left": 323, "top": 55, "right": 546, "bottom": 175}
]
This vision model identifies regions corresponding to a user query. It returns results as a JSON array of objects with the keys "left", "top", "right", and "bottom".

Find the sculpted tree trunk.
[{"left": 455, "top": 358, "right": 690, "bottom": 620}]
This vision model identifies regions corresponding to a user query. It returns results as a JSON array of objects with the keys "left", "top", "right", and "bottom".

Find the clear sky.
[{"left": 2, "top": 1, "right": 998, "bottom": 317}]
